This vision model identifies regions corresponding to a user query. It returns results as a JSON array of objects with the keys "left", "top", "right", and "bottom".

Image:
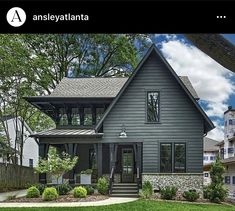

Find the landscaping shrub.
[
  {"left": 160, "top": 186, "right": 178, "bottom": 200},
  {"left": 26, "top": 186, "right": 40, "bottom": 198},
  {"left": 42, "top": 187, "right": 58, "bottom": 201},
  {"left": 139, "top": 181, "right": 153, "bottom": 199},
  {"left": 55, "top": 183, "right": 72, "bottom": 195},
  {"left": 73, "top": 186, "right": 87, "bottom": 198},
  {"left": 34, "top": 183, "right": 47, "bottom": 195},
  {"left": 97, "top": 177, "right": 109, "bottom": 195},
  {"left": 183, "top": 190, "right": 199, "bottom": 202},
  {"left": 204, "top": 157, "right": 228, "bottom": 203},
  {"left": 84, "top": 185, "right": 94, "bottom": 195}
]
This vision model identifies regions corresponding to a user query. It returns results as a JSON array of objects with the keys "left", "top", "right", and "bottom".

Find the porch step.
[
  {"left": 110, "top": 183, "right": 139, "bottom": 197},
  {"left": 110, "top": 193, "right": 139, "bottom": 197}
]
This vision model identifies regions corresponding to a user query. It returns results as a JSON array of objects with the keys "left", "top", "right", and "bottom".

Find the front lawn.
[{"left": 0, "top": 200, "right": 234, "bottom": 211}]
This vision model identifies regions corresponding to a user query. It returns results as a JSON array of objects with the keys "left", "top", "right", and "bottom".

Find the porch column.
[
  {"left": 109, "top": 144, "right": 117, "bottom": 170},
  {"left": 97, "top": 143, "right": 102, "bottom": 178},
  {"left": 65, "top": 143, "right": 78, "bottom": 184},
  {"left": 39, "top": 143, "right": 49, "bottom": 184}
]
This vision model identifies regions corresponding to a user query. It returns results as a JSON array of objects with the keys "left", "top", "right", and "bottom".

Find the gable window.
[
  {"left": 147, "top": 91, "right": 160, "bottom": 122},
  {"left": 160, "top": 143, "right": 186, "bottom": 173},
  {"left": 59, "top": 108, "right": 68, "bottom": 125},
  {"left": 29, "top": 159, "right": 33, "bottom": 168},
  {"left": 96, "top": 108, "right": 104, "bottom": 123},
  {"left": 174, "top": 143, "right": 186, "bottom": 173},
  {"left": 160, "top": 143, "right": 172, "bottom": 173},
  {"left": 71, "top": 108, "right": 80, "bottom": 126},
  {"left": 84, "top": 108, "right": 92, "bottom": 126}
]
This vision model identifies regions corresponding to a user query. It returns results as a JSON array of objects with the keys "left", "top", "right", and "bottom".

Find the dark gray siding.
[{"left": 102, "top": 51, "right": 204, "bottom": 173}]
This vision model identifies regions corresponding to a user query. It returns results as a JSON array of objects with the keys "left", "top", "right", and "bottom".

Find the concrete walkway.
[
  {"left": 0, "top": 197, "right": 138, "bottom": 207},
  {"left": 0, "top": 189, "right": 27, "bottom": 202}
]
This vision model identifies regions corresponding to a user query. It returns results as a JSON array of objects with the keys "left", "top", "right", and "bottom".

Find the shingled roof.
[
  {"left": 37, "top": 76, "right": 198, "bottom": 99},
  {"left": 203, "top": 137, "right": 220, "bottom": 152}
]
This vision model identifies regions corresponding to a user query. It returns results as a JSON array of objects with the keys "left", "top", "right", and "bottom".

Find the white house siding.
[{"left": 0, "top": 117, "right": 38, "bottom": 167}]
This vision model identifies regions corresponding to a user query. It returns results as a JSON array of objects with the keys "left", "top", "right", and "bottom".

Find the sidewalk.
[
  {"left": 0, "top": 197, "right": 138, "bottom": 207},
  {"left": 0, "top": 189, "right": 27, "bottom": 202}
]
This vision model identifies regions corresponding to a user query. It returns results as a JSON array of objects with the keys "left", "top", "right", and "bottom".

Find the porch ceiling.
[{"left": 30, "top": 129, "right": 103, "bottom": 138}]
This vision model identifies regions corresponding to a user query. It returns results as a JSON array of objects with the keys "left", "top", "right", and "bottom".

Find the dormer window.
[
  {"left": 147, "top": 91, "right": 160, "bottom": 122},
  {"left": 59, "top": 108, "right": 68, "bottom": 126},
  {"left": 71, "top": 108, "right": 80, "bottom": 126}
]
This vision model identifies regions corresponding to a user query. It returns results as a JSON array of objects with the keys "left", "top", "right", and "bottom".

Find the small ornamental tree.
[
  {"left": 205, "top": 156, "right": 228, "bottom": 203},
  {"left": 35, "top": 147, "right": 78, "bottom": 184}
]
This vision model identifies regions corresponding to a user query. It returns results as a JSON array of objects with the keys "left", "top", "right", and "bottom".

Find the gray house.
[{"left": 26, "top": 45, "right": 214, "bottom": 196}]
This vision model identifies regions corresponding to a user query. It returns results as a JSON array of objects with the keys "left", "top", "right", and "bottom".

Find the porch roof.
[{"left": 30, "top": 129, "right": 103, "bottom": 138}]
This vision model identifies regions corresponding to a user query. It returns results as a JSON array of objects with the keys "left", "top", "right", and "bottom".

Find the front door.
[{"left": 121, "top": 148, "right": 134, "bottom": 183}]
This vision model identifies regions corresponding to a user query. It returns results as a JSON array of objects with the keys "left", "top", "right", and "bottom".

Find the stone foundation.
[{"left": 142, "top": 173, "right": 203, "bottom": 194}]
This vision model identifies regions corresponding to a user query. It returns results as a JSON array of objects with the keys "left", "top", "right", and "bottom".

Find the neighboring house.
[
  {"left": 0, "top": 115, "right": 38, "bottom": 167},
  {"left": 218, "top": 106, "right": 235, "bottom": 197},
  {"left": 203, "top": 137, "right": 219, "bottom": 185},
  {"left": 25, "top": 45, "right": 214, "bottom": 196}
]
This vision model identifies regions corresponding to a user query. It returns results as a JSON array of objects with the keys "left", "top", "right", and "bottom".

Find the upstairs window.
[
  {"left": 84, "top": 108, "right": 92, "bottom": 126},
  {"left": 71, "top": 108, "right": 81, "bottom": 126},
  {"left": 96, "top": 107, "right": 104, "bottom": 123},
  {"left": 29, "top": 159, "right": 33, "bottom": 168},
  {"left": 225, "top": 176, "right": 231, "bottom": 184},
  {"left": 229, "top": 120, "right": 233, "bottom": 125},
  {"left": 147, "top": 91, "right": 160, "bottom": 122},
  {"left": 59, "top": 108, "right": 68, "bottom": 125}
]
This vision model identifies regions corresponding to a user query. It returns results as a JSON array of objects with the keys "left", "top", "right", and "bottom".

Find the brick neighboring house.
[{"left": 25, "top": 45, "right": 214, "bottom": 196}]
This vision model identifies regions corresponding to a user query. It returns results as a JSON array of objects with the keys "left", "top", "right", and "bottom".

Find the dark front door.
[{"left": 121, "top": 148, "right": 134, "bottom": 183}]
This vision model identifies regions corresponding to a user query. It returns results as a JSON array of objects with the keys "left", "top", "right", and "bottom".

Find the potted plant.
[{"left": 80, "top": 169, "right": 93, "bottom": 185}]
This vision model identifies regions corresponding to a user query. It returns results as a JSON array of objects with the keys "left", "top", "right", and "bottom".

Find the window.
[
  {"left": 96, "top": 107, "right": 104, "bottom": 123},
  {"left": 225, "top": 176, "right": 231, "bottom": 184},
  {"left": 210, "top": 156, "right": 215, "bottom": 161},
  {"left": 59, "top": 108, "right": 68, "bottom": 125},
  {"left": 29, "top": 159, "right": 33, "bottom": 168},
  {"left": 225, "top": 121, "right": 227, "bottom": 126},
  {"left": 160, "top": 144, "right": 172, "bottom": 173},
  {"left": 174, "top": 143, "right": 186, "bottom": 173},
  {"left": 89, "top": 149, "right": 97, "bottom": 169},
  {"left": 233, "top": 176, "right": 235, "bottom": 185},
  {"left": 229, "top": 120, "right": 233, "bottom": 125},
  {"left": 228, "top": 148, "right": 234, "bottom": 153},
  {"left": 204, "top": 173, "right": 209, "bottom": 177},
  {"left": 204, "top": 156, "right": 208, "bottom": 161},
  {"left": 71, "top": 108, "right": 80, "bottom": 126},
  {"left": 147, "top": 91, "right": 160, "bottom": 122},
  {"left": 84, "top": 108, "right": 92, "bottom": 125}
]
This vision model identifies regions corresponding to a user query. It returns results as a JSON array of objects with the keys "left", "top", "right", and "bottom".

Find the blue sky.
[{"left": 151, "top": 34, "right": 235, "bottom": 140}]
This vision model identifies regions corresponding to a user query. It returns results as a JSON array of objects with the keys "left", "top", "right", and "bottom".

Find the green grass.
[{"left": 0, "top": 200, "right": 234, "bottom": 211}]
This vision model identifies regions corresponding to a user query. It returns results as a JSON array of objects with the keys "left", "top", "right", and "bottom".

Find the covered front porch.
[{"left": 36, "top": 130, "right": 142, "bottom": 190}]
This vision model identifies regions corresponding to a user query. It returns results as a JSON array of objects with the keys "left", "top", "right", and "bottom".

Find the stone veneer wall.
[{"left": 142, "top": 173, "right": 203, "bottom": 193}]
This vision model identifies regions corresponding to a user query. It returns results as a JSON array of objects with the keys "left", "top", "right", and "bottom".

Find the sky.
[{"left": 152, "top": 34, "right": 235, "bottom": 141}]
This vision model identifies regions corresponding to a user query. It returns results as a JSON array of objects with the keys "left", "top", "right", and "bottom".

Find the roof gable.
[{"left": 95, "top": 44, "right": 214, "bottom": 133}]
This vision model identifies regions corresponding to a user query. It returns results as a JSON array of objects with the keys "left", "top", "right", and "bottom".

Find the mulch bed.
[{"left": 3, "top": 194, "right": 109, "bottom": 203}]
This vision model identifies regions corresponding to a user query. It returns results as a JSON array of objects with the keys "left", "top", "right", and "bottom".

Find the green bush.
[
  {"left": 139, "top": 181, "right": 153, "bottom": 199},
  {"left": 160, "top": 186, "right": 178, "bottom": 200},
  {"left": 26, "top": 186, "right": 40, "bottom": 198},
  {"left": 55, "top": 183, "right": 72, "bottom": 195},
  {"left": 84, "top": 185, "right": 94, "bottom": 195},
  {"left": 80, "top": 169, "right": 93, "bottom": 174},
  {"left": 73, "top": 186, "right": 87, "bottom": 198},
  {"left": 34, "top": 183, "right": 47, "bottom": 195},
  {"left": 97, "top": 177, "right": 109, "bottom": 195},
  {"left": 42, "top": 187, "right": 58, "bottom": 201},
  {"left": 183, "top": 190, "right": 199, "bottom": 202},
  {"left": 205, "top": 157, "right": 228, "bottom": 203}
]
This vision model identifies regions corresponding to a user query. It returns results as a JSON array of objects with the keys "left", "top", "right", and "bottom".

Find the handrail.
[
  {"left": 136, "top": 167, "right": 140, "bottom": 189},
  {"left": 137, "top": 167, "right": 140, "bottom": 179},
  {"left": 109, "top": 166, "right": 115, "bottom": 194}
]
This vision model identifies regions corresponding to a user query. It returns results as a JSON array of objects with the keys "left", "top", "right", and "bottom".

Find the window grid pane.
[
  {"left": 174, "top": 143, "right": 186, "bottom": 173},
  {"left": 147, "top": 91, "right": 159, "bottom": 122},
  {"left": 160, "top": 144, "right": 172, "bottom": 173},
  {"left": 84, "top": 108, "right": 92, "bottom": 126}
]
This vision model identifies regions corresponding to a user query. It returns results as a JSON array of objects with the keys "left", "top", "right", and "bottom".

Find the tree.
[
  {"left": 35, "top": 147, "right": 78, "bottom": 184},
  {"left": 205, "top": 156, "right": 228, "bottom": 203}
]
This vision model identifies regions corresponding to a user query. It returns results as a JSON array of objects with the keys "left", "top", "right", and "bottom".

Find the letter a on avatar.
[{"left": 11, "top": 10, "right": 22, "bottom": 22}]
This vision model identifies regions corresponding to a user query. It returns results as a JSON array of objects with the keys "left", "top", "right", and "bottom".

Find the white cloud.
[
  {"left": 159, "top": 37, "right": 235, "bottom": 140},
  {"left": 207, "top": 121, "right": 224, "bottom": 141}
]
